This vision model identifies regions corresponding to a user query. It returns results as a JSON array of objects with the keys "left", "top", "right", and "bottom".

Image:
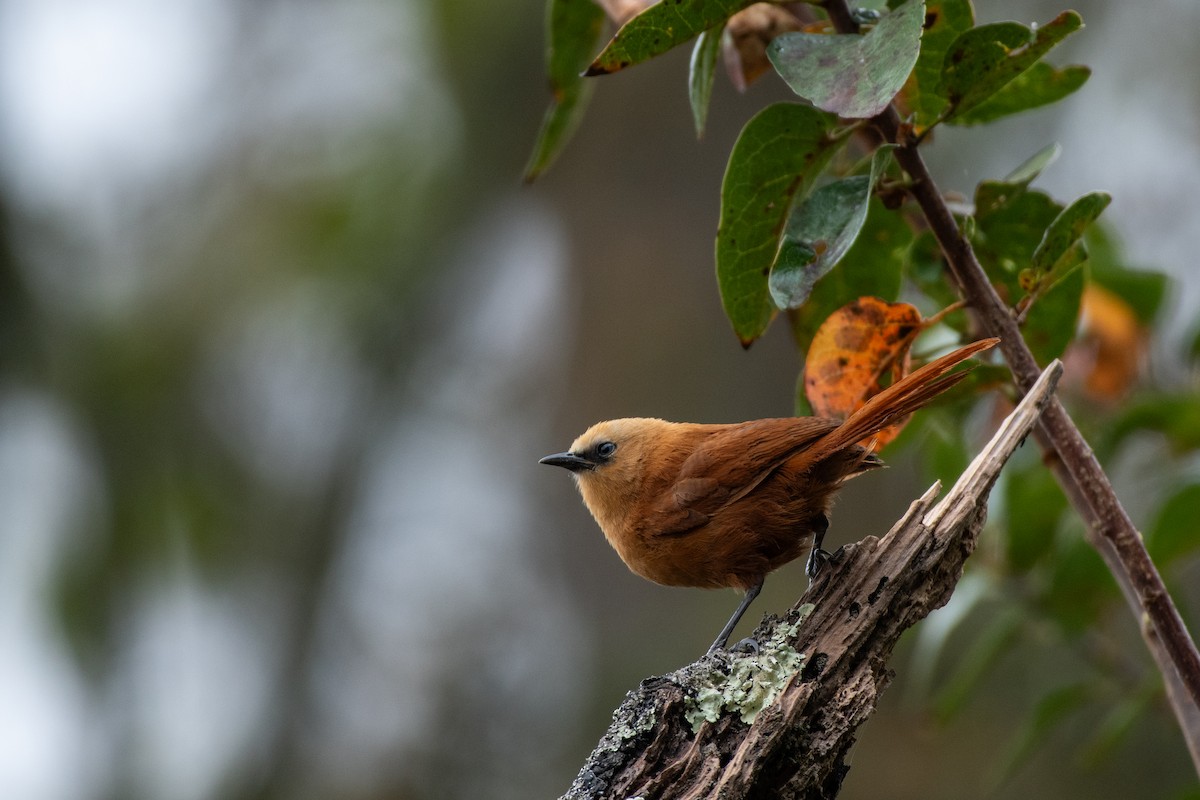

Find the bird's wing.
[
  {"left": 642, "top": 339, "right": 999, "bottom": 539},
  {"left": 646, "top": 477, "right": 721, "bottom": 537},
  {"left": 647, "top": 418, "right": 839, "bottom": 537}
]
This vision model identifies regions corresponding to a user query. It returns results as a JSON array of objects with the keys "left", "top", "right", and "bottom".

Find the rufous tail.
[{"left": 805, "top": 337, "right": 1000, "bottom": 462}]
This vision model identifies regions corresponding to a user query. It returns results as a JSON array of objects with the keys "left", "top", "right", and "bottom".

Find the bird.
[{"left": 540, "top": 337, "right": 998, "bottom": 653}]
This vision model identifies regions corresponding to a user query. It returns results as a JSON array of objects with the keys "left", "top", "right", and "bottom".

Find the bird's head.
[
  {"left": 540, "top": 418, "right": 673, "bottom": 528},
  {"left": 540, "top": 418, "right": 657, "bottom": 478}
]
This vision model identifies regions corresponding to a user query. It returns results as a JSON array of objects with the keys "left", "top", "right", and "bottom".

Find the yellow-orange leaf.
[
  {"left": 1069, "top": 284, "right": 1144, "bottom": 401},
  {"left": 804, "top": 297, "right": 923, "bottom": 450}
]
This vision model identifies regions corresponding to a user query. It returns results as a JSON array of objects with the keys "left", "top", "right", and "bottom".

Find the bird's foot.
[
  {"left": 805, "top": 547, "right": 832, "bottom": 579},
  {"left": 730, "top": 637, "right": 761, "bottom": 655},
  {"left": 706, "top": 637, "right": 761, "bottom": 657}
]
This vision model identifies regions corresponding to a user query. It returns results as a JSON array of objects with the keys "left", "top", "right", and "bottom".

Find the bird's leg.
[
  {"left": 707, "top": 578, "right": 764, "bottom": 654},
  {"left": 805, "top": 512, "right": 831, "bottom": 579}
]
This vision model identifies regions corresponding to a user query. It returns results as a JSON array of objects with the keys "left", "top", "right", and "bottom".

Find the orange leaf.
[
  {"left": 804, "top": 297, "right": 923, "bottom": 450},
  {"left": 1068, "top": 284, "right": 1144, "bottom": 401}
]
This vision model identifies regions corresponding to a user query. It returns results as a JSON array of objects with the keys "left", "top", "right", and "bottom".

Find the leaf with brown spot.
[
  {"left": 769, "top": 147, "right": 894, "bottom": 312},
  {"left": 768, "top": 0, "right": 925, "bottom": 119},
  {"left": 804, "top": 297, "right": 924, "bottom": 449}
]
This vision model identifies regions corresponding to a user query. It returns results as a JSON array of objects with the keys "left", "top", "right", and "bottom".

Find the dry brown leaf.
[{"left": 723, "top": 3, "right": 804, "bottom": 91}]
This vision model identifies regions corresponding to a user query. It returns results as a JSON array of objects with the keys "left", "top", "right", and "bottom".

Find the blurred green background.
[{"left": 1, "top": 0, "right": 1198, "bottom": 798}]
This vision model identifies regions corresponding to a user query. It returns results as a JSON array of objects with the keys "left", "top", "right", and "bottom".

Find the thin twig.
[{"left": 921, "top": 299, "right": 967, "bottom": 329}]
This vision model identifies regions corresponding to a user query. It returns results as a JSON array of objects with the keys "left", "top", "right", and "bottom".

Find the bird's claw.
[
  {"left": 705, "top": 637, "right": 761, "bottom": 657},
  {"left": 805, "top": 547, "right": 832, "bottom": 580},
  {"left": 730, "top": 637, "right": 761, "bottom": 655}
]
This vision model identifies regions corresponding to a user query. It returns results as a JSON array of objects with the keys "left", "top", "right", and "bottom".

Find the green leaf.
[
  {"left": 904, "top": 229, "right": 962, "bottom": 315},
  {"left": 1080, "top": 683, "right": 1156, "bottom": 767},
  {"left": 920, "top": 406, "right": 973, "bottom": 486},
  {"left": 54, "top": 549, "right": 115, "bottom": 678},
  {"left": 972, "top": 181, "right": 1062, "bottom": 295},
  {"left": 907, "top": 571, "right": 993, "bottom": 699},
  {"left": 988, "top": 683, "right": 1091, "bottom": 790},
  {"left": 769, "top": 148, "right": 894, "bottom": 310},
  {"left": 1103, "top": 393, "right": 1200, "bottom": 456},
  {"left": 793, "top": 376, "right": 814, "bottom": 417},
  {"left": 1031, "top": 192, "right": 1110, "bottom": 276},
  {"left": 787, "top": 196, "right": 910, "bottom": 362},
  {"left": 1022, "top": 262, "right": 1084, "bottom": 365},
  {"left": 942, "top": 11, "right": 1084, "bottom": 120},
  {"left": 934, "top": 607, "right": 1023, "bottom": 721},
  {"left": 716, "top": 104, "right": 844, "bottom": 346},
  {"left": 1002, "top": 456, "right": 1067, "bottom": 571},
  {"left": 901, "top": 0, "right": 975, "bottom": 128},
  {"left": 1003, "top": 141, "right": 1061, "bottom": 187},
  {"left": 586, "top": 0, "right": 754, "bottom": 76},
  {"left": 1149, "top": 483, "right": 1200, "bottom": 567},
  {"left": 1169, "top": 786, "right": 1200, "bottom": 800},
  {"left": 768, "top": 0, "right": 925, "bottom": 119},
  {"left": 983, "top": 191, "right": 1107, "bottom": 364},
  {"left": 1019, "top": 191, "right": 1110, "bottom": 299},
  {"left": 770, "top": 178, "right": 868, "bottom": 309},
  {"left": 524, "top": 0, "right": 608, "bottom": 181},
  {"left": 689, "top": 23, "right": 725, "bottom": 138},
  {"left": 1043, "top": 531, "right": 1116, "bottom": 633},
  {"left": 949, "top": 61, "right": 1090, "bottom": 126}
]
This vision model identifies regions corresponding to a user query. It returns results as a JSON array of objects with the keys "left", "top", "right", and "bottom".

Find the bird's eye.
[{"left": 596, "top": 441, "right": 617, "bottom": 459}]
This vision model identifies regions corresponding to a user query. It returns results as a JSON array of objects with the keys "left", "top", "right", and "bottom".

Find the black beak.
[{"left": 539, "top": 452, "right": 594, "bottom": 472}]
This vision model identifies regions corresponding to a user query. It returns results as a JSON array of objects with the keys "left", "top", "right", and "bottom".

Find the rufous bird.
[{"left": 540, "top": 338, "right": 998, "bottom": 653}]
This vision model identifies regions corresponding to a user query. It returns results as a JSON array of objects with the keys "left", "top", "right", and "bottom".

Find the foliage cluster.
[{"left": 527, "top": 0, "right": 1200, "bottom": 785}]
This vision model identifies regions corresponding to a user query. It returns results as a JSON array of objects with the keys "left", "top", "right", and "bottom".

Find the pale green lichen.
[
  {"left": 613, "top": 707, "right": 656, "bottom": 742},
  {"left": 683, "top": 604, "right": 814, "bottom": 731}
]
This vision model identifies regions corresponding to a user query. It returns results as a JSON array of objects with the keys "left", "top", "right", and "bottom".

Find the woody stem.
[{"left": 822, "top": 0, "right": 1200, "bottom": 754}]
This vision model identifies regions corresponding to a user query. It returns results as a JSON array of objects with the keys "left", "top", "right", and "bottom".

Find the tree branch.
[
  {"left": 561, "top": 362, "right": 1062, "bottom": 799},
  {"left": 821, "top": 0, "right": 1200, "bottom": 756}
]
